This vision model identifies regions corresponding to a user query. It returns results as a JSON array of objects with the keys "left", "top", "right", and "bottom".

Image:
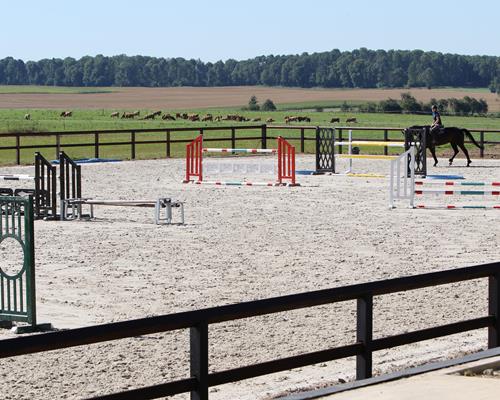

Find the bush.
[
  {"left": 248, "top": 95, "right": 260, "bottom": 111},
  {"left": 261, "top": 99, "right": 277, "bottom": 111},
  {"left": 378, "top": 98, "right": 402, "bottom": 113}
]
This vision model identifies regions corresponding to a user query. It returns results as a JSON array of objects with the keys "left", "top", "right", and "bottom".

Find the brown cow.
[
  {"left": 330, "top": 117, "right": 340, "bottom": 123},
  {"left": 110, "top": 112, "right": 120, "bottom": 118},
  {"left": 346, "top": 117, "right": 357, "bottom": 123},
  {"left": 162, "top": 113, "right": 176, "bottom": 121},
  {"left": 121, "top": 112, "right": 136, "bottom": 119}
]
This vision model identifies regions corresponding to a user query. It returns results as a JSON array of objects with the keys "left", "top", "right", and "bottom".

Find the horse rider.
[{"left": 430, "top": 104, "right": 443, "bottom": 144}]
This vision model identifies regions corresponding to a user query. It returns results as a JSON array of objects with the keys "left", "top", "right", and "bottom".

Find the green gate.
[{"left": 0, "top": 196, "right": 49, "bottom": 333}]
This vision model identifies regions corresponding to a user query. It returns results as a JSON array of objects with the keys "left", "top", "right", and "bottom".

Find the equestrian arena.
[{"left": 1, "top": 153, "right": 499, "bottom": 399}]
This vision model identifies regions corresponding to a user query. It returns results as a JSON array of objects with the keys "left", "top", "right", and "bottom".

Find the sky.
[{"left": 1, "top": 0, "right": 499, "bottom": 62}]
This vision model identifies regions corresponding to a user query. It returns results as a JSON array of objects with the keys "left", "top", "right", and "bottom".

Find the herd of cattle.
[{"left": 22, "top": 111, "right": 358, "bottom": 124}]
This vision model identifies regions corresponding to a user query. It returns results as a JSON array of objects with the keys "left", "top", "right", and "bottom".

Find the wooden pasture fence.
[
  {"left": 0, "top": 261, "right": 499, "bottom": 399},
  {"left": 0, "top": 125, "right": 499, "bottom": 165}
]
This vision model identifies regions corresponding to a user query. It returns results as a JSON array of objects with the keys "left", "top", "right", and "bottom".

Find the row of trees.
[
  {"left": 358, "top": 93, "right": 489, "bottom": 115},
  {"left": 0, "top": 49, "right": 498, "bottom": 89}
]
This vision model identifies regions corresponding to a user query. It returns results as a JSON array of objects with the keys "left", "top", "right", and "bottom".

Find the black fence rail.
[
  {"left": 1, "top": 262, "right": 499, "bottom": 400},
  {"left": 0, "top": 125, "right": 499, "bottom": 165}
]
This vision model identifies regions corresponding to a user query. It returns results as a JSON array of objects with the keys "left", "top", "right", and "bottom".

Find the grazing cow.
[
  {"left": 121, "top": 112, "right": 135, "bottom": 119},
  {"left": 346, "top": 117, "right": 357, "bottom": 123},
  {"left": 132, "top": 111, "right": 140, "bottom": 117},
  {"left": 162, "top": 113, "right": 176, "bottom": 121},
  {"left": 330, "top": 117, "right": 340, "bottom": 123},
  {"left": 24, "top": 113, "right": 31, "bottom": 120},
  {"left": 188, "top": 114, "right": 200, "bottom": 122},
  {"left": 60, "top": 111, "right": 72, "bottom": 117},
  {"left": 214, "top": 116, "right": 222, "bottom": 122},
  {"left": 201, "top": 114, "right": 213, "bottom": 122},
  {"left": 266, "top": 118, "right": 275, "bottom": 123},
  {"left": 143, "top": 113, "right": 156, "bottom": 120},
  {"left": 152, "top": 110, "right": 162, "bottom": 117},
  {"left": 110, "top": 112, "right": 120, "bottom": 118}
]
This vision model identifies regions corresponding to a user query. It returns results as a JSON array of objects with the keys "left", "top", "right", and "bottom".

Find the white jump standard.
[
  {"left": 390, "top": 156, "right": 500, "bottom": 210},
  {"left": 183, "top": 135, "right": 298, "bottom": 186}
]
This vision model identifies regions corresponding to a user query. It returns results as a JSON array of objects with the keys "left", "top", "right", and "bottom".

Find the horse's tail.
[{"left": 462, "top": 129, "right": 483, "bottom": 149}]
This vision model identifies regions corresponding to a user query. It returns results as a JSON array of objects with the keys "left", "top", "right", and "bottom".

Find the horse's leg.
[
  {"left": 449, "top": 143, "right": 459, "bottom": 166},
  {"left": 429, "top": 145, "right": 438, "bottom": 166},
  {"left": 457, "top": 142, "right": 472, "bottom": 166}
]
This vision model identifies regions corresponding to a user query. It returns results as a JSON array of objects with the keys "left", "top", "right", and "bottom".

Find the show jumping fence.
[
  {"left": 0, "top": 261, "right": 498, "bottom": 399},
  {"left": 0, "top": 125, "right": 498, "bottom": 165},
  {"left": 184, "top": 134, "right": 297, "bottom": 186},
  {"left": 389, "top": 151, "right": 500, "bottom": 209}
]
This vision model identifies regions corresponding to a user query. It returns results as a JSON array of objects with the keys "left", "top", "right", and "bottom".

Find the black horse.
[{"left": 407, "top": 126, "right": 483, "bottom": 167}]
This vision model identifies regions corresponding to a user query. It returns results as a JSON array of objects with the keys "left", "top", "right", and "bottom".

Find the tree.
[
  {"left": 248, "top": 95, "right": 259, "bottom": 111},
  {"left": 261, "top": 99, "right": 276, "bottom": 111}
]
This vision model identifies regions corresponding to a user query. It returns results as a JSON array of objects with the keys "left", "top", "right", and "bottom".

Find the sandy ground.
[
  {"left": 0, "top": 86, "right": 498, "bottom": 111},
  {"left": 0, "top": 154, "right": 499, "bottom": 400}
]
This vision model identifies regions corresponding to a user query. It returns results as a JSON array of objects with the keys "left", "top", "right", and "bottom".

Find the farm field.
[{"left": 0, "top": 85, "right": 499, "bottom": 111}]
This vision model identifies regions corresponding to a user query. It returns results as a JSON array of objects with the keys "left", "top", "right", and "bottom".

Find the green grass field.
[
  {"left": 0, "top": 107, "right": 499, "bottom": 165},
  {"left": 0, "top": 85, "right": 115, "bottom": 94}
]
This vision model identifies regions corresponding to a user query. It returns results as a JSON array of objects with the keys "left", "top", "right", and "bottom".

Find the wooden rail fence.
[
  {"left": 0, "top": 262, "right": 499, "bottom": 399},
  {"left": 0, "top": 125, "right": 499, "bottom": 165}
]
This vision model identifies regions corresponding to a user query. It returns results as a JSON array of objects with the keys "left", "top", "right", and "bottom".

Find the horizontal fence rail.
[
  {"left": 0, "top": 262, "right": 499, "bottom": 399},
  {"left": 0, "top": 125, "right": 499, "bottom": 164}
]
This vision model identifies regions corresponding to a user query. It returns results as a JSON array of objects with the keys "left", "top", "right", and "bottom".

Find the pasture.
[{"left": 0, "top": 152, "right": 499, "bottom": 399}]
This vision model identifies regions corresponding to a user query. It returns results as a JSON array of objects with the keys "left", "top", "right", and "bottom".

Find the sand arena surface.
[{"left": 0, "top": 154, "right": 499, "bottom": 399}]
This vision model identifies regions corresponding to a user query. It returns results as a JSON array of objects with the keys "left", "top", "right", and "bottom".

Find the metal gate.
[
  {"left": 404, "top": 128, "right": 427, "bottom": 176},
  {"left": 0, "top": 196, "right": 49, "bottom": 333},
  {"left": 316, "top": 127, "right": 336, "bottom": 173}
]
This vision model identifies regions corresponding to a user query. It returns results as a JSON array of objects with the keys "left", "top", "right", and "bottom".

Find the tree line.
[{"left": 0, "top": 49, "right": 498, "bottom": 90}]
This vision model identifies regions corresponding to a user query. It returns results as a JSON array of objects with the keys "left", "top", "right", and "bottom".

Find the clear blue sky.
[{"left": 2, "top": 0, "right": 499, "bottom": 62}]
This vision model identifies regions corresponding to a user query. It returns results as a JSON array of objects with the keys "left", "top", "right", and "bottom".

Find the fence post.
[
  {"left": 300, "top": 128, "right": 305, "bottom": 153},
  {"left": 190, "top": 322, "right": 209, "bottom": 400},
  {"left": 384, "top": 129, "right": 388, "bottom": 156},
  {"left": 488, "top": 273, "right": 500, "bottom": 348},
  {"left": 55, "top": 134, "right": 61, "bottom": 159},
  {"left": 261, "top": 124, "right": 267, "bottom": 149},
  {"left": 356, "top": 295, "right": 373, "bottom": 380},
  {"left": 338, "top": 129, "right": 343, "bottom": 154},
  {"left": 16, "top": 133, "right": 21, "bottom": 165},
  {"left": 131, "top": 131, "right": 136, "bottom": 160},
  {"left": 480, "top": 131, "right": 484, "bottom": 158},
  {"left": 231, "top": 127, "right": 236, "bottom": 151},
  {"left": 166, "top": 130, "right": 171, "bottom": 158},
  {"left": 94, "top": 133, "right": 100, "bottom": 159}
]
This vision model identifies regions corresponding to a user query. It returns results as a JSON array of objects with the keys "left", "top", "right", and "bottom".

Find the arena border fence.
[
  {"left": 0, "top": 125, "right": 498, "bottom": 165},
  {"left": 0, "top": 261, "right": 498, "bottom": 399}
]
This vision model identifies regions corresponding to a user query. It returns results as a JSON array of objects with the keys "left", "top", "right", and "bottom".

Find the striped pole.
[
  {"left": 203, "top": 148, "right": 276, "bottom": 154},
  {"left": 0, "top": 175, "right": 34, "bottom": 181},
  {"left": 336, "top": 141, "right": 406, "bottom": 148},
  {"left": 194, "top": 180, "right": 280, "bottom": 187},
  {"left": 416, "top": 205, "right": 500, "bottom": 210},
  {"left": 415, "top": 181, "right": 500, "bottom": 187},
  {"left": 415, "top": 190, "right": 500, "bottom": 196}
]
